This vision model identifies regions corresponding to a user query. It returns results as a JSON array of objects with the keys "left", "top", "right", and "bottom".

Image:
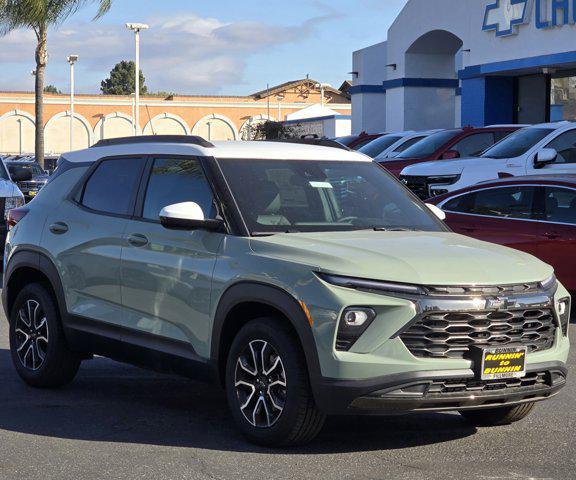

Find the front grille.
[
  {"left": 428, "top": 371, "right": 550, "bottom": 395},
  {"left": 401, "top": 175, "right": 429, "bottom": 199},
  {"left": 400, "top": 308, "right": 556, "bottom": 359},
  {"left": 19, "top": 181, "right": 42, "bottom": 191},
  {"left": 425, "top": 283, "right": 541, "bottom": 296}
]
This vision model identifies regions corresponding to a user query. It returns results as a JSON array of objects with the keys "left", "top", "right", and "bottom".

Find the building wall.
[
  {"left": 0, "top": 90, "right": 351, "bottom": 155},
  {"left": 352, "top": 0, "right": 576, "bottom": 132}
]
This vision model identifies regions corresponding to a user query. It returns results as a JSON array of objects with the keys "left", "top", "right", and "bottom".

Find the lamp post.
[
  {"left": 315, "top": 83, "right": 331, "bottom": 108},
  {"left": 67, "top": 55, "right": 79, "bottom": 150},
  {"left": 126, "top": 23, "right": 149, "bottom": 136}
]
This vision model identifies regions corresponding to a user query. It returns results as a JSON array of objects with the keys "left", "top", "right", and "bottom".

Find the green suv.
[{"left": 2, "top": 136, "right": 570, "bottom": 447}]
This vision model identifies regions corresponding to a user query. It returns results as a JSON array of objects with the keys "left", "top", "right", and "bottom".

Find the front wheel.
[
  {"left": 9, "top": 283, "right": 81, "bottom": 388},
  {"left": 225, "top": 317, "right": 325, "bottom": 447},
  {"left": 460, "top": 402, "right": 536, "bottom": 427}
]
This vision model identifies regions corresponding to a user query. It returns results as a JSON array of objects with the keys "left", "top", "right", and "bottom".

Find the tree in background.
[
  {"left": 253, "top": 121, "right": 296, "bottom": 140},
  {"left": 101, "top": 60, "right": 148, "bottom": 95},
  {"left": 0, "top": 0, "right": 112, "bottom": 167},
  {"left": 44, "top": 85, "right": 61, "bottom": 94}
]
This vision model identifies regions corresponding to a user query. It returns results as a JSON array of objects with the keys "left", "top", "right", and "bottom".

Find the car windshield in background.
[
  {"left": 358, "top": 135, "right": 403, "bottom": 158},
  {"left": 7, "top": 163, "right": 43, "bottom": 176},
  {"left": 217, "top": 159, "right": 447, "bottom": 234},
  {"left": 481, "top": 128, "right": 554, "bottom": 159},
  {"left": 396, "top": 130, "right": 461, "bottom": 159},
  {"left": 333, "top": 135, "right": 359, "bottom": 147}
]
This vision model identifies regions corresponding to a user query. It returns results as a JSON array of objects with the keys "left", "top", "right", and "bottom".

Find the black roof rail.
[
  {"left": 91, "top": 135, "right": 214, "bottom": 149},
  {"left": 268, "top": 138, "right": 351, "bottom": 151}
]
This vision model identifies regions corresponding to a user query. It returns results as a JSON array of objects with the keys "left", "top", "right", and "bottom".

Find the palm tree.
[{"left": 0, "top": 0, "right": 112, "bottom": 167}]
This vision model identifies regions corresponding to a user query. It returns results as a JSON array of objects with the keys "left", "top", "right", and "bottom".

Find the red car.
[
  {"left": 334, "top": 132, "right": 384, "bottom": 150},
  {"left": 378, "top": 126, "right": 521, "bottom": 177},
  {"left": 431, "top": 175, "right": 576, "bottom": 292}
]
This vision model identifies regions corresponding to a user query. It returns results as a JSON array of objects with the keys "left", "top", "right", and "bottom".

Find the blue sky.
[{"left": 0, "top": 0, "right": 408, "bottom": 96}]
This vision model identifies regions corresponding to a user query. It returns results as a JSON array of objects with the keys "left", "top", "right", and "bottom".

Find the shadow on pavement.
[{"left": 0, "top": 349, "right": 478, "bottom": 454}]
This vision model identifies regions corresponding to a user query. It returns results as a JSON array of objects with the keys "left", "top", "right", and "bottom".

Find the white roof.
[{"left": 63, "top": 140, "right": 371, "bottom": 164}]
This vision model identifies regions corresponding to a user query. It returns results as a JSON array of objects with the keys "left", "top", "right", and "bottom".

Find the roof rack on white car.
[{"left": 92, "top": 135, "right": 215, "bottom": 148}]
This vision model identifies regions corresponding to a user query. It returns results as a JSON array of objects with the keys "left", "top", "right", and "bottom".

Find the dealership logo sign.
[{"left": 483, "top": 0, "right": 576, "bottom": 37}]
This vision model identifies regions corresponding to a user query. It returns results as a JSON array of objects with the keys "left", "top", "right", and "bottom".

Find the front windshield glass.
[
  {"left": 396, "top": 130, "right": 462, "bottom": 159},
  {"left": 218, "top": 159, "right": 447, "bottom": 234},
  {"left": 358, "top": 135, "right": 403, "bottom": 158},
  {"left": 480, "top": 128, "right": 554, "bottom": 159},
  {"left": 7, "top": 163, "right": 43, "bottom": 176}
]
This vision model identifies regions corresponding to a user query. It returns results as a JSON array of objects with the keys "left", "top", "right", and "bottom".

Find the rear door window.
[
  {"left": 81, "top": 157, "right": 144, "bottom": 216},
  {"left": 443, "top": 186, "right": 537, "bottom": 220}
]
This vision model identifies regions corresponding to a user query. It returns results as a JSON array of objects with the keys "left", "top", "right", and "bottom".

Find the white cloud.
[{"left": 0, "top": 11, "right": 339, "bottom": 94}]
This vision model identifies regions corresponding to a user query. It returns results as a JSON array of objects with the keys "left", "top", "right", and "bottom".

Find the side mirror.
[
  {"left": 426, "top": 203, "right": 447, "bottom": 221},
  {"left": 159, "top": 202, "right": 223, "bottom": 231},
  {"left": 11, "top": 168, "right": 33, "bottom": 182},
  {"left": 534, "top": 148, "right": 558, "bottom": 168},
  {"left": 442, "top": 150, "right": 460, "bottom": 160}
]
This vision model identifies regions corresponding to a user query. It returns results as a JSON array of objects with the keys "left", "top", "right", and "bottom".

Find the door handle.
[
  {"left": 49, "top": 222, "right": 69, "bottom": 235},
  {"left": 127, "top": 233, "right": 149, "bottom": 248}
]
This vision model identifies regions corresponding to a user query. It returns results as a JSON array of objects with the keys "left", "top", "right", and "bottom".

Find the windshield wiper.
[
  {"left": 251, "top": 229, "right": 301, "bottom": 237},
  {"left": 372, "top": 227, "right": 418, "bottom": 232}
]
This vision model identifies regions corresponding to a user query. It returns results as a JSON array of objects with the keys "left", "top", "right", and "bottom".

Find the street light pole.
[
  {"left": 67, "top": 55, "right": 79, "bottom": 150},
  {"left": 126, "top": 23, "right": 149, "bottom": 136}
]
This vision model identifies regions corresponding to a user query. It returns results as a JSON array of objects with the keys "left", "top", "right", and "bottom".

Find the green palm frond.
[{"left": 0, "top": 0, "right": 112, "bottom": 33}]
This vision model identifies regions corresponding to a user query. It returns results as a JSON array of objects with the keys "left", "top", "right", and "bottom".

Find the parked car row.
[{"left": 339, "top": 123, "right": 576, "bottom": 293}]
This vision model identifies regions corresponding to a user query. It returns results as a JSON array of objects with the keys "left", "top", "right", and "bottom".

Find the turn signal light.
[{"left": 7, "top": 207, "right": 29, "bottom": 230}]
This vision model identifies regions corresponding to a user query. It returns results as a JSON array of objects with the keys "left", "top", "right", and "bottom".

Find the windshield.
[
  {"left": 358, "top": 135, "right": 403, "bottom": 158},
  {"left": 7, "top": 163, "right": 43, "bottom": 176},
  {"left": 480, "top": 128, "right": 554, "bottom": 159},
  {"left": 396, "top": 130, "right": 462, "bottom": 159},
  {"left": 217, "top": 159, "right": 446, "bottom": 234}
]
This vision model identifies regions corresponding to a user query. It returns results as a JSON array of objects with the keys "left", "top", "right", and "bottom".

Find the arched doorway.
[{"left": 403, "top": 29, "right": 463, "bottom": 130}]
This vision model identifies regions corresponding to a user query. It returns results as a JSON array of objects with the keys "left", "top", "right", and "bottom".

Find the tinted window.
[
  {"left": 351, "top": 137, "right": 375, "bottom": 150},
  {"left": 452, "top": 133, "right": 495, "bottom": 157},
  {"left": 444, "top": 186, "right": 536, "bottom": 220},
  {"left": 545, "top": 129, "right": 576, "bottom": 164},
  {"left": 359, "top": 135, "right": 403, "bottom": 158},
  {"left": 142, "top": 157, "right": 214, "bottom": 221},
  {"left": 218, "top": 159, "right": 446, "bottom": 234},
  {"left": 396, "top": 130, "right": 462, "bottom": 159},
  {"left": 481, "top": 128, "right": 554, "bottom": 159},
  {"left": 81, "top": 158, "right": 143, "bottom": 215},
  {"left": 393, "top": 136, "right": 425, "bottom": 153},
  {"left": 544, "top": 187, "right": 576, "bottom": 224}
]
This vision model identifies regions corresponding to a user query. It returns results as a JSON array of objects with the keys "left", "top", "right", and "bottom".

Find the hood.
[
  {"left": 250, "top": 231, "right": 553, "bottom": 287},
  {"left": 401, "top": 156, "right": 482, "bottom": 176}
]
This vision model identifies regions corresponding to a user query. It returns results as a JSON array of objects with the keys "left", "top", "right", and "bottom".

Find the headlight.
[
  {"left": 336, "top": 307, "right": 376, "bottom": 351},
  {"left": 427, "top": 175, "right": 461, "bottom": 186},
  {"left": 557, "top": 297, "right": 571, "bottom": 336},
  {"left": 4, "top": 196, "right": 25, "bottom": 220},
  {"left": 318, "top": 273, "right": 426, "bottom": 296}
]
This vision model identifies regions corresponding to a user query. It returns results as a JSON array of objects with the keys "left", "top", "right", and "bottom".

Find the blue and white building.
[{"left": 351, "top": 0, "right": 576, "bottom": 133}]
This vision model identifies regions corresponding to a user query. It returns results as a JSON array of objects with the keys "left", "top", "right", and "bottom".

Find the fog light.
[
  {"left": 343, "top": 309, "right": 371, "bottom": 327},
  {"left": 336, "top": 308, "right": 376, "bottom": 351}
]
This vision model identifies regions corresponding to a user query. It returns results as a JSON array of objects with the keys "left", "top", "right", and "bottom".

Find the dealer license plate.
[{"left": 481, "top": 346, "right": 527, "bottom": 381}]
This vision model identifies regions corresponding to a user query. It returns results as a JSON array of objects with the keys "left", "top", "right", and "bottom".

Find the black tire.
[
  {"left": 9, "top": 283, "right": 81, "bottom": 388},
  {"left": 225, "top": 317, "right": 326, "bottom": 447},
  {"left": 460, "top": 402, "right": 536, "bottom": 427}
]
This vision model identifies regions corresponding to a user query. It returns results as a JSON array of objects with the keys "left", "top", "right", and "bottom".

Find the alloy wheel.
[
  {"left": 14, "top": 299, "right": 49, "bottom": 371},
  {"left": 234, "top": 339, "right": 287, "bottom": 428}
]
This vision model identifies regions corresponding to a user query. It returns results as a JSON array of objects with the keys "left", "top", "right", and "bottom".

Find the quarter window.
[
  {"left": 545, "top": 129, "right": 576, "bottom": 164},
  {"left": 142, "top": 157, "right": 215, "bottom": 221},
  {"left": 81, "top": 158, "right": 143, "bottom": 215},
  {"left": 443, "top": 186, "right": 536, "bottom": 220},
  {"left": 544, "top": 187, "right": 576, "bottom": 225}
]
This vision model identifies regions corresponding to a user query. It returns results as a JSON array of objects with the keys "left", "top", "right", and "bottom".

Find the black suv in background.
[{"left": 5, "top": 158, "right": 50, "bottom": 201}]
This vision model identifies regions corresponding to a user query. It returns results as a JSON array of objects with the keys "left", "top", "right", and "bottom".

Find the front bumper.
[{"left": 313, "top": 361, "right": 567, "bottom": 415}]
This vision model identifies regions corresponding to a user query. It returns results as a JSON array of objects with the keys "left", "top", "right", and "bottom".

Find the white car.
[
  {"left": 400, "top": 122, "right": 576, "bottom": 199},
  {"left": 358, "top": 130, "right": 441, "bottom": 160}
]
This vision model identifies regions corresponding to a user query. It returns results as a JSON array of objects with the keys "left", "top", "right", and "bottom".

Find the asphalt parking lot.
[{"left": 0, "top": 310, "right": 573, "bottom": 480}]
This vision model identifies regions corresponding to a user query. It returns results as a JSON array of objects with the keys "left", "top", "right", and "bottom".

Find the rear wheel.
[
  {"left": 460, "top": 402, "right": 536, "bottom": 426},
  {"left": 9, "top": 283, "right": 81, "bottom": 388},
  {"left": 225, "top": 317, "right": 325, "bottom": 447}
]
